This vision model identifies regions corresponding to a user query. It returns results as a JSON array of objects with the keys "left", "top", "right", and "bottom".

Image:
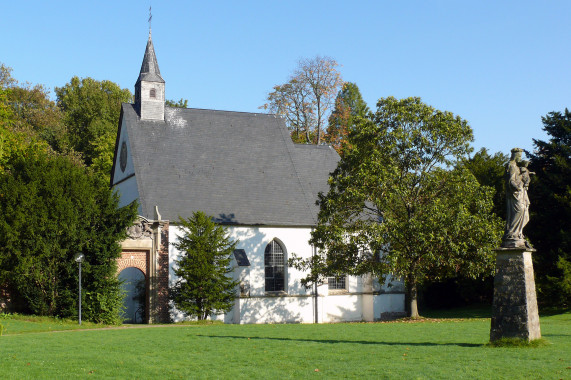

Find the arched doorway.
[{"left": 119, "top": 267, "right": 146, "bottom": 323}]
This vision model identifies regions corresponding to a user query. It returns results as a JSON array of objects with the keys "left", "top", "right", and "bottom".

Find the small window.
[
  {"left": 328, "top": 277, "right": 346, "bottom": 290},
  {"left": 149, "top": 88, "right": 156, "bottom": 98},
  {"left": 264, "top": 240, "right": 285, "bottom": 292}
]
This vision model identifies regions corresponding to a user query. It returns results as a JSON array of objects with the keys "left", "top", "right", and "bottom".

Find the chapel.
[{"left": 110, "top": 31, "right": 405, "bottom": 324}]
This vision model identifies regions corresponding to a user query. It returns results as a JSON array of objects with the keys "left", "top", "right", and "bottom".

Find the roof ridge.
[{"left": 164, "top": 105, "right": 282, "bottom": 117}]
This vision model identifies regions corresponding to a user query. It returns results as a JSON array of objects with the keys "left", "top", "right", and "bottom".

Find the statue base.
[{"left": 490, "top": 248, "right": 541, "bottom": 342}]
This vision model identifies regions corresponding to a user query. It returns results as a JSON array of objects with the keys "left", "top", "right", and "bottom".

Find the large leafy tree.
[
  {"left": 171, "top": 212, "right": 239, "bottom": 320},
  {"left": 295, "top": 97, "right": 502, "bottom": 317},
  {"left": 0, "top": 152, "right": 138, "bottom": 322},
  {"left": 462, "top": 148, "right": 508, "bottom": 220},
  {"left": 262, "top": 56, "right": 343, "bottom": 144},
  {"left": 1, "top": 63, "right": 68, "bottom": 155},
  {"left": 0, "top": 83, "right": 52, "bottom": 174},
  {"left": 527, "top": 108, "right": 571, "bottom": 306},
  {"left": 420, "top": 148, "right": 508, "bottom": 308},
  {"left": 8, "top": 84, "right": 67, "bottom": 152},
  {"left": 1, "top": 86, "right": 49, "bottom": 175},
  {"left": 0, "top": 82, "right": 14, "bottom": 128},
  {"left": 325, "top": 82, "right": 370, "bottom": 153},
  {"left": 55, "top": 77, "right": 132, "bottom": 177}
]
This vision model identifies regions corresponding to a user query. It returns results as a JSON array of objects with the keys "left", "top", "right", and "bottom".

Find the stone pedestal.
[{"left": 490, "top": 248, "right": 541, "bottom": 341}]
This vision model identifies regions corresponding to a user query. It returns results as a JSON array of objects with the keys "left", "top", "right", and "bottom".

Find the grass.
[
  {"left": 0, "top": 313, "right": 113, "bottom": 335},
  {"left": 486, "top": 337, "right": 550, "bottom": 348},
  {"left": 0, "top": 308, "right": 570, "bottom": 379}
]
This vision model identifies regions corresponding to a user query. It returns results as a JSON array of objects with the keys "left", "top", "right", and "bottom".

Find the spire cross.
[{"left": 148, "top": 6, "right": 152, "bottom": 35}]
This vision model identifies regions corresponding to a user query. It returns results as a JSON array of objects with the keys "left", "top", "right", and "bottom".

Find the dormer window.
[{"left": 150, "top": 88, "right": 156, "bottom": 98}]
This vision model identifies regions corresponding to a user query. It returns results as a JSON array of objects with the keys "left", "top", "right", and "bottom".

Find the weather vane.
[{"left": 149, "top": 6, "right": 152, "bottom": 35}]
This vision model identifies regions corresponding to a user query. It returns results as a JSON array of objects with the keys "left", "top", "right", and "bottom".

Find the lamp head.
[{"left": 74, "top": 253, "right": 85, "bottom": 263}]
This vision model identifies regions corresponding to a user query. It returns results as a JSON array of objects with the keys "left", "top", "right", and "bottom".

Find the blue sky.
[{"left": 2, "top": 1, "right": 569, "bottom": 156}]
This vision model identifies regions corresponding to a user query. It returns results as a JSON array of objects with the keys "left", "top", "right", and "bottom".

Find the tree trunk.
[
  {"left": 406, "top": 276, "right": 419, "bottom": 318},
  {"left": 316, "top": 94, "right": 322, "bottom": 145}
]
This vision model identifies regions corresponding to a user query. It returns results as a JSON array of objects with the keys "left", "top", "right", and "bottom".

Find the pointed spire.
[{"left": 137, "top": 33, "right": 164, "bottom": 84}]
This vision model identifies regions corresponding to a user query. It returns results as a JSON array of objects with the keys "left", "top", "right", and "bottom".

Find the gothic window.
[
  {"left": 150, "top": 88, "right": 156, "bottom": 98},
  {"left": 264, "top": 240, "right": 285, "bottom": 292},
  {"left": 328, "top": 276, "right": 346, "bottom": 290}
]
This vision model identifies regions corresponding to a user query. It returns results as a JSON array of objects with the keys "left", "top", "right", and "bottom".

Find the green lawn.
[{"left": 1, "top": 309, "right": 570, "bottom": 379}]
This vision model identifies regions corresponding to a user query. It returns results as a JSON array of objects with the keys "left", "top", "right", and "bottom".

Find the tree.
[
  {"left": 0, "top": 151, "right": 138, "bottom": 322},
  {"left": 1, "top": 63, "right": 68, "bottom": 154},
  {"left": 0, "top": 63, "right": 16, "bottom": 88},
  {"left": 294, "top": 97, "right": 502, "bottom": 317},
  {"left": 325, "top": 82, "right": 370, "bottom": 153},
  {"left": 170, "top": 212, "right": 239, "bottom": 320},
  {"left": 0, "top": 86, "right": 13, "bottom": 128},
  {"left": 262, "top": 56, "right": 343, "bottom": 144},
  {"left": 8, "top": 85, "right": 67, "bottom": 152},
  {"left": 420, "top": 148, "right": 508, "bottom": 308},
  {"left": 55, "top": 77, "right": 132, "bottom": 177},
  {"left": 0, "top": 83, "right": 52, "bottom": 175},
  {"left": 166, "top": 98, "right": 189, "bottom": 108},
  {"left": 462, "top": 148, "right": 509, "bottom": 220},
  {"left": 527, "top": 108, "right": 571, "bottom": 306},
  {"left": 0, "top": 123, "right": 51, "bottom": 174},
  {"left": 263, "top": 77, "right": 313, "bottom": 143}
]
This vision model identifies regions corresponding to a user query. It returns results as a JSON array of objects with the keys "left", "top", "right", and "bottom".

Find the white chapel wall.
[
  {"left": 168, "top": 225, "right": 405, "bottom": 324},
  {"left": 114, "top": 176, "right": 140, "bottom": 211}
]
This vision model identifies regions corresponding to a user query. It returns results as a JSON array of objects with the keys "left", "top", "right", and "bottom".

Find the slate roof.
[
  {"left": 115, "top": 104, "right": 340, "bottom": 226},
  {"left": 136, "top": 33, "right": 164, "bottom": 84}
]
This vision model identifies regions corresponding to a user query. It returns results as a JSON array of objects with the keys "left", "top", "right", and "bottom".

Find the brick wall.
[
  {"left": 117, "top": 222, "right": 170, "bottom": 323},
  {"left": 117, "top": 251, "right": 148, "bottom": 274},
  {"left": 156, "top": 222, "right": 170, "bottom": 322}
]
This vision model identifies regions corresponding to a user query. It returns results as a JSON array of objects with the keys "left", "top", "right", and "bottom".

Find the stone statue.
[{"left": 502, "top": 148, "right": 532, "bottom": 248}]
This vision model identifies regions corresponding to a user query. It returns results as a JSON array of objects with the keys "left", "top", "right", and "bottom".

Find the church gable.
[
  {"left": 111, "top": 109, "right": 141, "bottom": 210},
  {"left": 111, "top": 112, "right": 135, "bottom": 183}
]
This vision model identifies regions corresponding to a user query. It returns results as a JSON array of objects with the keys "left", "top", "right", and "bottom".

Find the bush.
[
  {"left": 83, "top": 284, "right": 125, "bottom": 325},
  {"left": 0, "top": 152, "right": 137, "bottom": 322}
]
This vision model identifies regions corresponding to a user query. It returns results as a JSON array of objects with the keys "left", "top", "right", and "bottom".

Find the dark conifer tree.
[
  {"left": 171, "top": 212, "right": 239, "bottom": 320},
  {"left": 528, "top": 109, "right": 571, "bottom": 306}
]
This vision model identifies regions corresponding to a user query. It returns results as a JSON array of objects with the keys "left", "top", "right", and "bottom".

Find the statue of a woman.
[{"left": 502, "top": 148, "right": 531, "bottom": 248}]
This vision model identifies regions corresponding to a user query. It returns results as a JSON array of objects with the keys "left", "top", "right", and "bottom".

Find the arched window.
[
  {"left": 149, "top": 88, "right": 156, "bottom": 98},
  {"left": 264, "top": 240, "right": 285, "bottom": 292}
]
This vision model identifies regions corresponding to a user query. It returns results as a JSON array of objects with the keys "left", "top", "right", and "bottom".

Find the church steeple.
[{"left": 135, "top": 29, "right": 165, "bottom": 121}]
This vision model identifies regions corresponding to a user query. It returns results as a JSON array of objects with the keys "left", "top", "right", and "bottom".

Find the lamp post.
[{"left": 74, "top": 253, "right": 85, "bottom": 325}]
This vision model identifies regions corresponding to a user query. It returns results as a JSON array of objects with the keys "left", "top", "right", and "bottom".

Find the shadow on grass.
[
  {"left": 198, "top": 334, "right": 482, "bottom": 348},
  {"left": 423, "top": 305, "right": 571, "bottom": 319},
  {"left": 538, "top": 307, "right": 571, "bottom": 317},
  {"left": 422, "top": 303, "right": 491, "bottom": 319}
]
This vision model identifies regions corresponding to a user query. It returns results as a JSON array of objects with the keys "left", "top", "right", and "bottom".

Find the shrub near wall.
[{"left": 0, "top": 152, "right": 137, "bottom": 321}]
